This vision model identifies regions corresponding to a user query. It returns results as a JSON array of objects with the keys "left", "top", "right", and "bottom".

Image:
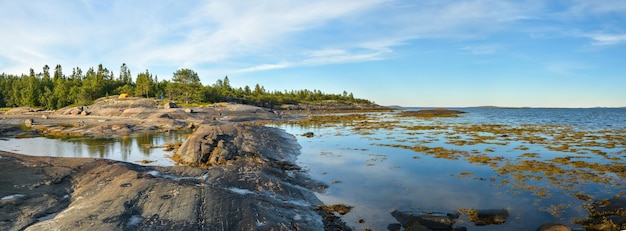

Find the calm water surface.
[
  {"left": 0, "top": 132, "right": 187, "bottom": 166},
  {"left": 273, "top": 107, "right": 626, "bottom": 230}
]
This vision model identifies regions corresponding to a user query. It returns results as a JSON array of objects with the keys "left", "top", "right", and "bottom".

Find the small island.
[{"left": 399, "top": 108, "right": 466, "bottom": 117}]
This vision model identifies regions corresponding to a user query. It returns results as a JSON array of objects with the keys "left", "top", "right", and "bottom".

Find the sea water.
[{"left": 273, "top": 107, "right": 626, "bottom": 230}]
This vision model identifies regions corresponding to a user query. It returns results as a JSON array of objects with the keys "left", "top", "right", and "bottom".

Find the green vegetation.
[{"left": 0, "top": 64, "right": 373, "bottom": 109}]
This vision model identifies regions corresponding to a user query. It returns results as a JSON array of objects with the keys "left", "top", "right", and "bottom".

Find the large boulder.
[
  {"left": 163, "top": 101, "right": 178, "bottom": 109},
  {"left": 173, "top": 123, "right": 300, "bottom": 168}
]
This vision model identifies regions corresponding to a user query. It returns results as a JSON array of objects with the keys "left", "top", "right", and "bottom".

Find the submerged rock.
[
  {"left": 576, "top": 197, "right": 626, "bottom": 230},
  {"left": 391, "top": 210, "right": 457, "bottom": 230},
  {"left": 471, "top": 209, "right": 509, "bottom": 226}
]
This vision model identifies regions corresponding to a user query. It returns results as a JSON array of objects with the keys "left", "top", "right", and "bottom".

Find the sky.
[{"left": 1, "top": 0, "right": 625, "bottom": 107}]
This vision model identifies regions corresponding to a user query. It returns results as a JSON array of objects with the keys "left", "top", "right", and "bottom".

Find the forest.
[{"left": 0, "top": 63, "right": 373, "bottom": 109}]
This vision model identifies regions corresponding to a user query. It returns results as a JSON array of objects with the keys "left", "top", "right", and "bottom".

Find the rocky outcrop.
[
  {"left": 173, "top": 123, "right": 301, "bottom": 168},
  {"left": 3, "top": 102, "right": 278, "bottom": 138},
  {"left": 0, "top": 122, "right": 343, "bottom": 231}
]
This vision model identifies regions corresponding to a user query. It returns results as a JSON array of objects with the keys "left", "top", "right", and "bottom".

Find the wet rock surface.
[
  {"left": 535, "top": 222, "right": 572, "bottom": 231},
  {"left": 390, "top": 209, "right": 512, "bottom": 231},
  {"left": 472, "top": 209, "right": 509, "bottom": 226},
  {"left": 391, "top": 210, "right": 458, "bottom": 230},
  {"left": 576, "top": 197, "right": 626, "bottom": 230}
]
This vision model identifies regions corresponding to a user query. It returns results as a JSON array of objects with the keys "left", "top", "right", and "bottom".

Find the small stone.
[
  {"left": 301, "top": 132, "right": 314, "bottom": 138},
  {"left": 24, "top": 119, "right": 34, "bottom": 127},
  {"left": 535, "top": 222, "right": 571, "bottom": 231},
  {"left": 81, "top": 111, "right": 89, "bottom": 116},
  {"left": 41, "top": 115, "right": 49, "bottom": 119},
  {"left": 184, "top": 108, "right": 193, "bottom": 113}
]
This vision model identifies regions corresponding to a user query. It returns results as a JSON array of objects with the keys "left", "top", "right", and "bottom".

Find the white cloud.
[
  {"left": 587, "top": 34, "right": 626, "bottom": 46},
  {"left": 303, "top": 49, "right": 388, "bottom": 65},
  {"left": 545, "top": 61, "right": 591, "bottom": 75},
  {"left": 234, "top": 62, "right": 293, "bottom": 73},
  {"left": 564, "top": 0, "right": 626, "bottom": 17},
  {"left": 460, "top": 44, "right": 500, "bottom": 55},
  {"left": 0, "top": 0, "right": 623, "bottom": 78}
]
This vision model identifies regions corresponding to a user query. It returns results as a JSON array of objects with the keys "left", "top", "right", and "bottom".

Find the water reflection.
[
  {"left": 0, "top": 131, "right": 188, "bottom": 166},
  {"left": 270, "top": 108, "right": 626, "bottom": 230}
]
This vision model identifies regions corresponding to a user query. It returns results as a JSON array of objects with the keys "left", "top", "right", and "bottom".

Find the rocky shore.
[
  {"left": 2, "top": 98, "right": 625, "bottom": 230},
  {"left": 0, "top": 97, "right": 350, "bottom": 231}
]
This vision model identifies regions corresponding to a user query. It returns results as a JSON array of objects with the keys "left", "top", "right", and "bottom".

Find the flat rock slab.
[{"left": 0, "top": 123, "right": 333, "bottom": 231}]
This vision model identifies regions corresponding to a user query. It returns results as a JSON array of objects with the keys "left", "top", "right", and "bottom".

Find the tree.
[
  {"left": 21, "top": 73, "right": 41, "bottom": 107},
  {"left": 119, "top": 63, "right": 132, "bottom": 85},
  {"left": 135, "top": 69, "right": 153, "bottom": 98},
  {"left": 39, "top": 65, "right": 56, "bottom": 109},
  {"left": 172, "top": 68, "right": 201, "bottom": 104},
  {"left": 54, "top": 64, "right": 63, "bottom": 81},
  {"left": 0, "top": 64, "right": 375, "bottom": 109}
]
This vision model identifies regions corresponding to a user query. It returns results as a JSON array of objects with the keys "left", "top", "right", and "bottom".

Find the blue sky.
[{"left": 1, "top": 0, "right": 625, "bottom": 107}]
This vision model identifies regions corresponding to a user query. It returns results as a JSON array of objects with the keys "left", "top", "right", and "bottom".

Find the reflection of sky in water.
[
  {"left": 272, "top": 109, "right": 626, "bottom": 230},
  {"left": 0, "top": 132, "right": 187, "bottom": 166}
]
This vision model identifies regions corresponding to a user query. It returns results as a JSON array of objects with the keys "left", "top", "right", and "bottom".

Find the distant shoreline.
[{"left": 393, "top": 106, "right": 626, "bottom": 109}]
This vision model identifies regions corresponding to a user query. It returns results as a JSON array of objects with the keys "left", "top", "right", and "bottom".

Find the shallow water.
[
  {"left": 0, "top": 132, "right": 187, "bottom": 166},
  {"left": 272, "top": 108, "right": 626, "bottom": 230}
]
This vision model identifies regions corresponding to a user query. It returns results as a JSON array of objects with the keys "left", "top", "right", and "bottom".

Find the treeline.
[{"left": 0, "top": 64, "right": 372, "bottom": 109}]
